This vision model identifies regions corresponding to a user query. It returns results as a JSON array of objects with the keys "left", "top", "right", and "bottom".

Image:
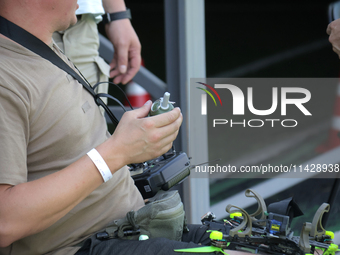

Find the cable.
[
  {"left": 96, "top": 93, "right": 127, "bottom": 112},
  {"left": 71, "top": 64, "right": 120, "bottom": 127},
  {"left": 93, "top": 81, "right": 134, "bottom": 110}
]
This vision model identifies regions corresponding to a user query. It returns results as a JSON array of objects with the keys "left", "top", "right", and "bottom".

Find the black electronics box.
[{"left": 130, "top": 152, "right": 191, "bottom": 199}]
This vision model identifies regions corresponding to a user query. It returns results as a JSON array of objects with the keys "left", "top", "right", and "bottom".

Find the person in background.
[
  {"left": 53, "top": 0, "right": 141, "bottom": 100},
  {"left": 327, "top": 18, "right": 340, "bottom": 58}
]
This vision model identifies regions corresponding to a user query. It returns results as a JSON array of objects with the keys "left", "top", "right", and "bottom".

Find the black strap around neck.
[{"left": 0, "top": 15, "right": 119, "bottom": 127}]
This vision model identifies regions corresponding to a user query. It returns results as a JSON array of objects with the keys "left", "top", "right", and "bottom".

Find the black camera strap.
[{"left": 0, "top": 15, "right": 119, "bottom": 127}]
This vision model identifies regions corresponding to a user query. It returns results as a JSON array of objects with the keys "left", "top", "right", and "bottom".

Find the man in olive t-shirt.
[{"left": 0, "top": 0, "right": 183, "bottom": 254}]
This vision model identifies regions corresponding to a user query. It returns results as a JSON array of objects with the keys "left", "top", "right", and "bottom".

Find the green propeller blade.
[{"left": 174, "top": 246, "right": 228, "bottom": 254}]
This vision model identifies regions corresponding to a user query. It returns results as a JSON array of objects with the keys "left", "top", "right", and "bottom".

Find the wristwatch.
[{"left": 102, "top": 8, "right": 132, "bottom": 24}]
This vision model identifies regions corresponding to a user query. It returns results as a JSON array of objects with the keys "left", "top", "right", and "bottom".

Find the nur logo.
[
  {"left": 196, "top": 82, "right": 311, "bottom": 117},
  {"left": 196, "top": 82, "right": 222, "bottom": 115},
  {"left": 195, "top": 80, "right": 312, "bottom": 128}
]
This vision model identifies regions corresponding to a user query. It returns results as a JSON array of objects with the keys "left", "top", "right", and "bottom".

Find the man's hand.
[
  {"left": 98, "top": 100, "right": 183, "bottom": 170},
  {"left": 327, "top": 18, "right": 340, "bottom": 58},
  {"left": 105, "top": 19, "right": 141, "bottom": 84}
]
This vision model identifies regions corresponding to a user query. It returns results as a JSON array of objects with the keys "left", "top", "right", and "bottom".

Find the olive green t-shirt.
[{"left": 0, "top": 36, "right": 144, "bottom": 255}]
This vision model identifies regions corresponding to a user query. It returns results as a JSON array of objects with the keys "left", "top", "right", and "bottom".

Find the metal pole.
[{"left": 164, "top": 0, "right": 209, "bottom": 224}]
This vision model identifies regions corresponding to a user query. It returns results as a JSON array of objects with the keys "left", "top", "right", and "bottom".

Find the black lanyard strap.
[{"left": 0, "top": 15, "right": 119, "bottom": 127}]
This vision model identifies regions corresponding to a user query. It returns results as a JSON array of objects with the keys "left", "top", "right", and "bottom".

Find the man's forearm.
[
  {"left": 102, "top": 0, "right": 127, "bottom": 13},
  {"left": 0, "top": 153, "right": 110, "bottom": 247}
]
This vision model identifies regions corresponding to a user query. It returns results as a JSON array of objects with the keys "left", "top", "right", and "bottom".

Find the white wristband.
[{"left": 87, "top": 148, "right": 112, "bottom": 182}]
